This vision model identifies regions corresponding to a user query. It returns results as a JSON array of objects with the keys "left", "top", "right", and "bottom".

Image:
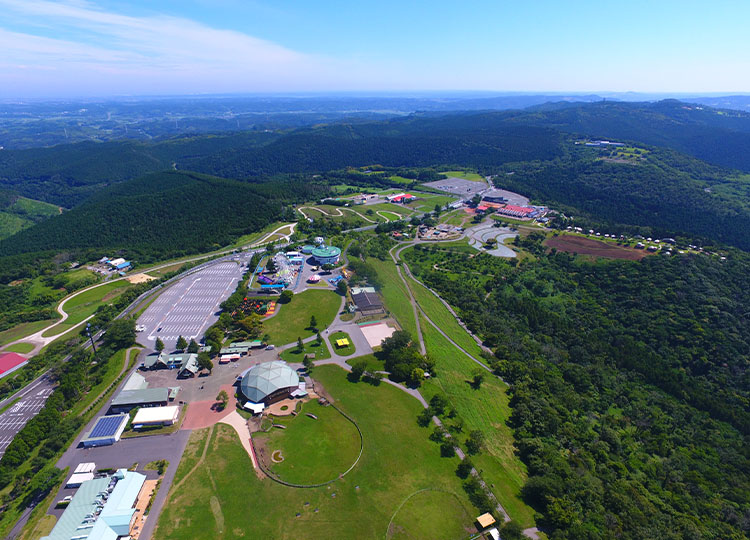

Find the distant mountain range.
[{"left": 2, "top": 93, "right": 749, "bottom": 149}]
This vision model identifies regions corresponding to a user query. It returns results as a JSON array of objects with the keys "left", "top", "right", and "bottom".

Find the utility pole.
[{"left": 86, "top": 323, "right": 98, "bottom": 357}]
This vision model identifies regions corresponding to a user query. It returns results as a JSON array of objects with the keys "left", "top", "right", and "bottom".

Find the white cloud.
[{"left": 0, "top": 0, "right": 372, "bottom": 96}]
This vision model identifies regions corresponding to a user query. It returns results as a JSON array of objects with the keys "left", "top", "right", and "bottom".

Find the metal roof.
[
  {"left": 240, "top": 361, "right": 299, "bottom": 403},
  {"left": 111, "top": 388, "right": 169, "bottom": 407},
  {"left": 311, "top": 245, "right": 341, "bottom": 258},
  {"left": 121, "top": 372, "right": 147, "bottom": 392}
]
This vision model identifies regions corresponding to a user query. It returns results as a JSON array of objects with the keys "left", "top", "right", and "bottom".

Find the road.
[{"left": 0, "top": 376, "right": 55, "bottom": 459}]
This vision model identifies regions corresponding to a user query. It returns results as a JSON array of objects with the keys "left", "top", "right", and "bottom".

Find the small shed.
[{"left": 476, "top": 513, "right": 496, "bottom": 530}]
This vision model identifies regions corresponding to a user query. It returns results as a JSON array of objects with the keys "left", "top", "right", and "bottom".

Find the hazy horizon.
[{"left": 1, "top": 0, "right": 749, "bottom": 99}]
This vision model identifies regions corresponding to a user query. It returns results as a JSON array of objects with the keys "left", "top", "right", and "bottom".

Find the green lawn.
[
  {"left": 412, "top": 194, "right": 458, "bottom": 213},
  {"left": 403, "top": 268, "right": 485, "bottom": 360},
  {"left": 365, "top": 203, "right": 414, "bottom": 217},
  {"left": 230, "top": 221, "right": 290, "bottom": 248},
  {"left": 329, "top": 331, "right": 356, "bottom": 356},
  {"left": 418, "top": 316, "right": 536, "bottom": 527},
  {"left": 366, "top": 257, "right": 417, "bottom": 337},
  {"left": 254, "top": 400, "right": 361, "bottom": 485},
  {"left": 345, "top": 353, "right": 385, "bottom": 373},
  {"left": 154, "top": 365, "right": 478, "bottom": 540},
  {"left": 42, "top": 280, "right": 133, "bottom": 337},
  {"left": 388, "top": 490, "right": 473, "bottom": 540},
  {"left": 0, "top": 319, "right": 57, "bottom": 347},
  {"left": 263, "top": 290, "right": 342, "bottom": 346},
  {"left": 1, "top": 342, "right": 34, "bottom": 354},
  {"left": 440, "top": 171, "right": 485, "bottom": 182},
  {"left": 280, "top": 338, "right": 332, "bottom": 363}
]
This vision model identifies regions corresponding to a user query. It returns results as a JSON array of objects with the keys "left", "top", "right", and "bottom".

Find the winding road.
[{"left": 297, "top": 206, "right": 377, "bottom": 223}]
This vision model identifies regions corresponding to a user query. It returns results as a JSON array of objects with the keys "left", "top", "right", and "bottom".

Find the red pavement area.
[
  {"left": 0, "top": 352, "right": 26, "bottom": 375},
  {"left": 181, "top": 384, "right": 238, "bottom": 430}
]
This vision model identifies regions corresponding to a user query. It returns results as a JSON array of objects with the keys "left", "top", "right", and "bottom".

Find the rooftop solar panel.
[{"left": 89, "top": 415, "right": 125, "bottom": 439}]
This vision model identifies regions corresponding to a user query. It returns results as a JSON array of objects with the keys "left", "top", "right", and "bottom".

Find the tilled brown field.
[{"left": 545, "top": 234, "right": 648, "bottom": 260}]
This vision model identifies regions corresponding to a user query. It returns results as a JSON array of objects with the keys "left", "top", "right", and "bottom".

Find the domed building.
[
  {"left": 310, "top": 245, "right": 341, "bottom": 265},
  {"left": 239, "top": 361, "right": 300, "bottom": 405}
]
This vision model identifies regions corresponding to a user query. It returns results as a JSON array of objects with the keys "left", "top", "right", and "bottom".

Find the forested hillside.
[
  {"left": 495, "top": 147, "right": 750, "bottom": 250},
  {"left": 506, "top": 100, "right": 750, "bottom": 172},
  {"left": 404, "top": 244, "right": 750, "bottom": 539},
  {"left": 0, "top": 171, "right": 317, "bottom": 261}
]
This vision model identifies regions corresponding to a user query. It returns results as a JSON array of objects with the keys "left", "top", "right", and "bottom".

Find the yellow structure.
[
  {"left": 476, "top": 513, "right": 496, "bottom": 529},
  {"left": 335, "top": 338, "right": 350, "bottom": 348}
]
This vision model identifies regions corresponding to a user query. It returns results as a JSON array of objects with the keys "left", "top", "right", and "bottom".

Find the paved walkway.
[{"left": 219, "top": 411, "right": 259, "bottom": 470}]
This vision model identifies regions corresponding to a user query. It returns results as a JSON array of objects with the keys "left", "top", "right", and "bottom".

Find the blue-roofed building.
[
  {"left": 42, "top": 469, "right": 147, "bottom": 540},
  {"left": 81, "top": 414, "right": 129, "bottom": 448}
]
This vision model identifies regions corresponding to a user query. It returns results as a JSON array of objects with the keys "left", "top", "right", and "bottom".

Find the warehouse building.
[
  {"left": 132, "top": 405, "right": 180, "bottom": 429},
  {"left": 43, "top": 469, "right": 148, "bottom": 540},
  {"left": 81, "top": 414, "right": 129, "bottom": 448},
  {"left": 239, "top": 361, "right": 300, "bottom": 406},
  {"left": 109, "top": 388, "right": 169, "bottom": 414},
  {"left": 310, "top": 245, "right": 341, "bottom": 265}
]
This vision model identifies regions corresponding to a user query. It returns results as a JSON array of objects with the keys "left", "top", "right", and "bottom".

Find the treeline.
[{"left": 404, "top": 244, "right": 750, "bottom": 539}]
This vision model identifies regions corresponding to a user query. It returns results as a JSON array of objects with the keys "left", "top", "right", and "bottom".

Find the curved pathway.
[
  {"left": 250, "top": 223, "right": 297, "bottom": 247},
  {"left": 298, "top": 206, "right": 376, "bottom": 224}
]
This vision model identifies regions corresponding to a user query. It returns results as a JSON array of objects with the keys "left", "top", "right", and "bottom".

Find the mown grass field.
[
  {"left": 403, "top": 269, "right": 485, "bottom": 360},
  {"left": 280, "top": 338, "right": 331, "bottom": 363},
  {"left": 411, "top": 193, "right": 457, "bottom": 213},
  {"left": 1, "top": 342, "right": 34, "bottom": 354},
  {"left": 366, "top": 257, "right": 417, "bottom": 337},
  {"left": 417, "top": 316, "right": 535, "bottom": 527},
  {"left": 329, "top": 331, "right": 356, "bottom": 356},
  {"left": 440, "top": 171, "right": 485, "bottom": 182},
  {"left": 154, "top": 365, "right": 477, "bottom": 540},
  {"left": 255, "top": 400, "right": 361, "bottom": 485},
  {"left": 263, "top": 289, "right": 342, "bottom": 346},
  {"left": 0, "top": 319, "right": 57, "bottom": 347},
  {"left": 345, "top": 353, "right": 385, "bottom": 373},
  {"left": 42, "top": 280, "right": 133, "bottom": 338},
  {"left": 364, "top": 203, "right": 414, "bottom": 217}
]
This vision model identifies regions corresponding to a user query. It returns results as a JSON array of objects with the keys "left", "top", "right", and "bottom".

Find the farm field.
[
  {"left": 418, "top": 316, "right": 536, "bottom": 528},
  {"left": 254, "top": 400, "right": 361, "bottom": 485},
  {"left": 154, "top": 365, "right": 478, "bottom": 540},
  {"left": 365, "top": 257, "right": 417, "bottom": 337},
  {"left": 263, "top": 289, "right": 342, "bottom": 346},
  {"left": 328, "top": 331, "right": 356, "bottom": 356},
  {"left": 41, "top": 280, "right": 133, "bottom": 337},
  {"left": 545, "top": 233, "right": 647, "bottom": 260}
]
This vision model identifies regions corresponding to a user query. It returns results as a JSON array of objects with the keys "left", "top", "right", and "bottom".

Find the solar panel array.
[{"left": 89, "top": 415, "right": 125, "bottom": 439}]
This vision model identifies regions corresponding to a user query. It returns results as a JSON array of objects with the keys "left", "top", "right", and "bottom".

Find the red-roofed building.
[
  {"left": 0, "top": 352, "right": 27, "bottom": 376},
  {"left": 497, "top": 204, "right": 538, "bottom": 218},
  {"left": 388, "top": 193, "right": 416, "bottom": 203}
]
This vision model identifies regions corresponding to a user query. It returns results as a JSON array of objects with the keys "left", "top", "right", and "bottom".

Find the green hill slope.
[
  {"left": 0, "top": 171, "right": 307, "bottom": 260},
  {"left": 0, "top": 189, "right": 60, "bottom": 240}
]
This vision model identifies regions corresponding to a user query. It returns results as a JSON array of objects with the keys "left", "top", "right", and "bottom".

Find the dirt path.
[
  {"left": 250, "top": 223, "right": 297, "bottom": 247},
  {"left": 172, "top": 424, "right": 215, "bottom": 492},
  {"left": 388, "top": 244, "right": 426, "bottom": 355}
]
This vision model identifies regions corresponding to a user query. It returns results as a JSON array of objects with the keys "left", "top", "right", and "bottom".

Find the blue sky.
[{"left": 1, "top": 0, "right": 749, "bottom": 98}]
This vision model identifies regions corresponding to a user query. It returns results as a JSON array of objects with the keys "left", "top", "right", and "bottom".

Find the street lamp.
[{"left": 86, "top": 323, "right": 98, "bottom": 356}]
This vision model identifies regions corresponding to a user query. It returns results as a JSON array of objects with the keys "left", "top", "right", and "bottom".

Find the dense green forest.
[
  {"left": 495, "top": 146, "right": 750, "bottom": 250},
  {"left": 0, "top": 171, "right": 319, "bottom": 261},
  {"left": 403, "top": 243, "right": 750, "bottom": 539}
]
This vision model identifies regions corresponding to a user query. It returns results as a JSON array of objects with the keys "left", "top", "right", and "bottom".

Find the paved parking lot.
[
  {"left": 137, "top": 261, "right": 247, "bottom": 351},
  {"left": 423, "top": 177, "right": 488, "bottom": 198},
  {"left": 0, "top": 378, "right": 55, "bottom": 458}
]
